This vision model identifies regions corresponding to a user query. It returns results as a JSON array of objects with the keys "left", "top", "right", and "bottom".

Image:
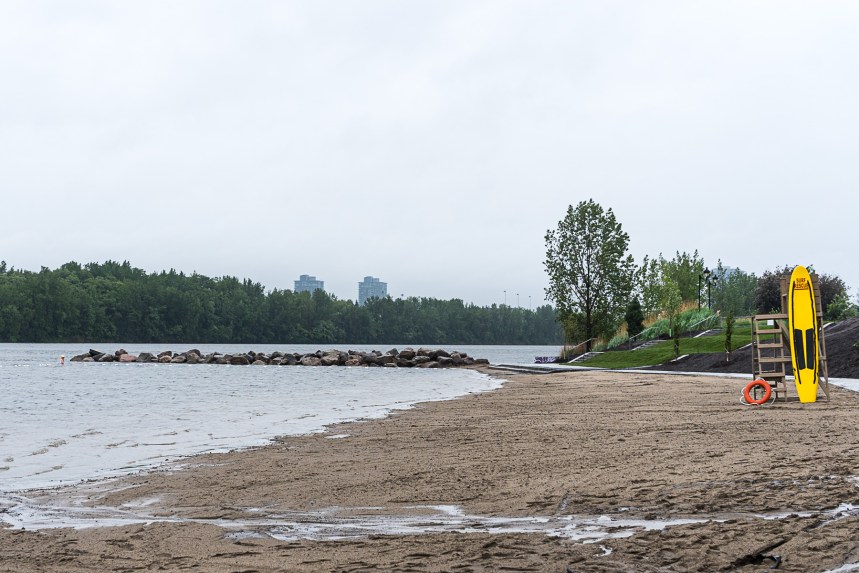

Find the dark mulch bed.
[{"left": 644, "top": 317, "right": 859, "bottom": 379}]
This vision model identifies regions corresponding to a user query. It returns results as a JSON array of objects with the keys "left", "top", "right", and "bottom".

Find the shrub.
[
  {"left": 625, "top": 298, "right": 645, "bottom": 338},
  {"left": 606, "top": 333, "right": 630, "bottom": 350},
  {"left": 825, "top": 292, "right": 859, "bottom": 321}
]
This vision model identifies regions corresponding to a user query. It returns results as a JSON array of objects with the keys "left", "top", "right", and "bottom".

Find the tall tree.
[
  {"left": 755, "top": 265, "right": 791, "bottom": 314},
  {"left": 661, "top": 250, "right": 706, "bottom": 304},
  {"left": 544, "top": 200, "right": 636, "bottom": 349},
  {"left": 710, "top": 262, "right": 757, "bottom": 317},
  {"left": 637, "top": 255, "right": 663, "bottom": 316},
  {"left": 756, "top": 265, "right": 848, "bottom": 315},
  {"left": 660, "top": 277, "right": 683, "bottom": 359}
]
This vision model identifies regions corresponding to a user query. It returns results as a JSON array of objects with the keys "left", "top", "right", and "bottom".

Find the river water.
[{"left": 0, "top": 343, "right": 558, "bottom": 493}]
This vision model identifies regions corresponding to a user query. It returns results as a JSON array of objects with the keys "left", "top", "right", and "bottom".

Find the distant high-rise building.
[
  {"left": 294, "top": 274, "right": 325, "bottom": 294},
  {"left": 358, "top": 276, "right": 387, "bottom": 305}
]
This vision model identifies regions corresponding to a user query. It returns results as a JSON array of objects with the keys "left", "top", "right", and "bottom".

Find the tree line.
[
  {"left": 0, "top": 260, "right": 561, "bottom": 344},
  {"left": 544, "top": 200, "right": 857, "bottom": 347}
]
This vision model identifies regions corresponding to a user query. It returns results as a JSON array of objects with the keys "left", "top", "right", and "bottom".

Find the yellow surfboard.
[{"left": 788, "top": 265, "right": 819, "bottom": 403}]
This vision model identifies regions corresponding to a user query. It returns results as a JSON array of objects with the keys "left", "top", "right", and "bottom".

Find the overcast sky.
[{"left": 1, "top": 1, "right": 856, "bottom": 307}]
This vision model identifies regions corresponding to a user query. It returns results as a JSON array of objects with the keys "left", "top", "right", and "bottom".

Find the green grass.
[{"left": 577, "top": 325, "right": 753, "bottom": 369}]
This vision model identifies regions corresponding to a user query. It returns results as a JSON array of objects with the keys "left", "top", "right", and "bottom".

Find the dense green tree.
[
  {"left": 755, "top": 266, "right": 791, "bottom": 314},
  {"left": 824, "top": 292, "right": 859, "bottom": 320},
  {"left": 661, "top": 250, "right": 706, "bottom": 304},
  {"left": 544, "top": 200, "right": 636, "bottom": 349},
  {"left": 756, "top": 265, "right": 847, "bottom": 316},
  {"left": 710, "top": 262, "right": 757, "bottom": 317},
  {"left": 661, "top": 277, "right": 683, "bottom": 359},
  {"left": 636, "top": 255, "right": 663, "bottom": 316},
  {"left": 0, "top": 260, "right": 561, "bottom": 344},
  {"left": 637, "top": 251, "right": 705, "bottom": 315},
  {"left": 624, "top": 298, "right": 645, "bottom": 338}
]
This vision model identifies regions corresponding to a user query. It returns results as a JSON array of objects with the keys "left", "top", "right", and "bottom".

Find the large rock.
[
  {"left": 320, "top": 353, "right": 340, "bottom": 366},
  {"left": 251, "top": 360, "right": 267, "bottom": 366},
  {"left": 64, "top": 347, "right": 489, "bottom": 368}
]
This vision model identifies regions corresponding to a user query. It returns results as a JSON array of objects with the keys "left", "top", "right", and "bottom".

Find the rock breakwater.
[{"left": 69, "top": 347, "right": 489, "bottom": 368}]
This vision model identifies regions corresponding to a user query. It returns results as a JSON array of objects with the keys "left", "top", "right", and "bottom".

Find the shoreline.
[
  {"left": 2, "top": 367, "right": 859, "bottom": 572},
  {"left": 0, "top": 364, "right": 502, "bottom": 494}
]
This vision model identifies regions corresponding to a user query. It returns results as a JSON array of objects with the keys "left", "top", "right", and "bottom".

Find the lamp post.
[
  {"left": 516, "top": 293, "right": 520, "bottom": 308},
  {"left": 503, "top": 290, "right": 507, "bottom": 306},
  {"left": 708, "top": 274, "right": 719, "bottom": 310},
  {"left": 699, "top": 268, "right": 711, "bottom": 309}
]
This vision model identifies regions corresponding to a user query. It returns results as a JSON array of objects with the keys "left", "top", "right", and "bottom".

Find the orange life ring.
[{"left": 743, "top": 379, "right": 772, "bottom": 405}]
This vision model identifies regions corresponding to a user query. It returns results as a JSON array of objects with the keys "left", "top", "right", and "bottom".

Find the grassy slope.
[{"left": 580, "top": 325, "right": 753, "bottom": 369}]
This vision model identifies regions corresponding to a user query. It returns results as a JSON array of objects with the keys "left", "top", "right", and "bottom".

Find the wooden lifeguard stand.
[{"left": 751, "top": 273, "right": 830, "bottom": 402}]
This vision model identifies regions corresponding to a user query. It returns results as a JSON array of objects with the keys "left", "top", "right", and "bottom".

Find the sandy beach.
[{"left": 2, "top": 367, "right": 859, "bottom": 572}]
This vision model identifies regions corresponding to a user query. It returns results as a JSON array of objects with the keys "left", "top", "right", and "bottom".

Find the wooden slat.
[{"left": 756, "top": 328, "right": 782, "bottom": 335}]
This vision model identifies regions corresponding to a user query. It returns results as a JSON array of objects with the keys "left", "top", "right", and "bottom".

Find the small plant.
[{"left": 724, "top": 311, "right": 735, "bottom": 363}]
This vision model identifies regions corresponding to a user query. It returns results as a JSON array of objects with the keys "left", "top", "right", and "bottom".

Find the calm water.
[{"left": 0, "top": 343, "right": 559, "bottom": 493}]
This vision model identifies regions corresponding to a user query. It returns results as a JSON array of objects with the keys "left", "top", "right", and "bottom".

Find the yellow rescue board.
[{"left": 788, "top": 265, "right": 819, "bottom": 403}]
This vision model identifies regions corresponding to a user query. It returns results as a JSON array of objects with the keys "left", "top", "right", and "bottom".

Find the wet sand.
[{"left": 2, "top": 368, "right": 859, "bottom": 572}]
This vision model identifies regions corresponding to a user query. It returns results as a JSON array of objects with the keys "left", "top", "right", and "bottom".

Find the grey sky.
[{"left": 1, "top": 1, "right": 856, "bottom": 307}]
